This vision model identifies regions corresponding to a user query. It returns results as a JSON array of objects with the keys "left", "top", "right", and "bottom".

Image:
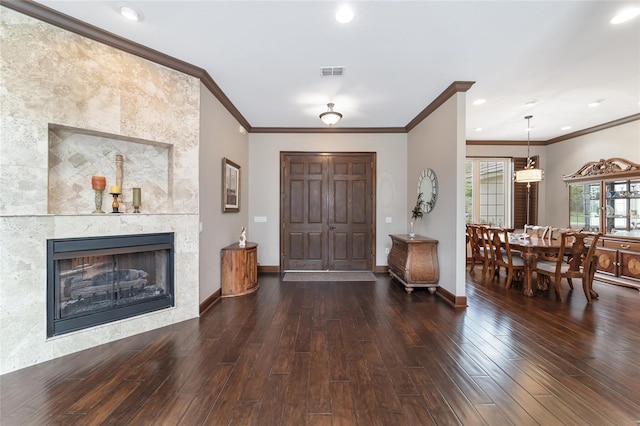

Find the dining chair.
[
  {"left": 534, "top": 231, "right": 601, "bottom": 302},
  {"left": 486, "top": 227, "right": 524, "bottom": 288},
  {"left": 467, "top": 224, "right": 491, "bottom": 278}
]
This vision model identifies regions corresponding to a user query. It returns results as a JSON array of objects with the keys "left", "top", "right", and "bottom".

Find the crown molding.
[
  {"left": 250, "top": 127, "right": 406, "bottom": 134},
  {"left": 405, "top": 81, "right": 475, "bottom": 132},
  {"left": 467, "top": 113, "right": 640, "bottom": 146},
  {"left": 466, "top": 140, "right": 547, "bottom": 146},
  {"left": 544, "top": 113, "right": 640, "bottom": 145}
]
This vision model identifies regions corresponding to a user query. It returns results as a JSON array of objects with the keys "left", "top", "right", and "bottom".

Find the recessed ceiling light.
[
  {"left": 475, "top": 127, "right": 483, "bottom": 132},
  {"left": 611, "top": 7, "right": 640, "bottom": 24},
  {"left": 472, "top": 99, "right": 486, "bottom": 106},
  {"left": 561, "top": 126, "right": 572, "bottom": 131},
  {"left": 588, "top": 99, "right": 604, "bottom": 107},
  {"left": 335, "top": 5, "right": 354, "bottom": 23},
  {"left": 117, "top": 3, "right": 143, "bottom": 21},
  {"left": 523, "top": 100, "right": 537, "bottom": 107}
]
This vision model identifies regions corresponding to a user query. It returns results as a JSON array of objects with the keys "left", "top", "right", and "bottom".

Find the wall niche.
[{"left": 48, "top": 125, "right": 172, "bottom": 215}]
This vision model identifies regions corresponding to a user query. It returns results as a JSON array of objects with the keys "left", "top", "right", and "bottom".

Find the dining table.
[{"left": 506, "top": 234, "right": 599, "bottom": 299}]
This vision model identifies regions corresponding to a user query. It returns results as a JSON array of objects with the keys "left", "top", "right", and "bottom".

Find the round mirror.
[{"left": 418, "top": 168, "right": 438, "bottom": 213}]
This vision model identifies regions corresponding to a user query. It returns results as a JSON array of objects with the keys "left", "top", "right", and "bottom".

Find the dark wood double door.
[{"left": 280, "top": 152, "right": 375, "bottom": 271}]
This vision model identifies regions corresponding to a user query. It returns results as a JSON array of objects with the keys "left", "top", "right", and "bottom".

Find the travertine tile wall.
[
  {"left": 0, "top": 7, "right": 200, "bottom": 373},
  {"left": 48, "top": 127, "right": 172, "bottom": 214}
]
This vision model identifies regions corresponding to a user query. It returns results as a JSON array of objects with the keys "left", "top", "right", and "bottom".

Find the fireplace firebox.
[{"left": 47, "top": 233, "right": 174, "bottom": 337}]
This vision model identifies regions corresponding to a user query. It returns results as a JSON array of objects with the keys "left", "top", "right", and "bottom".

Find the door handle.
[{"left": 328, "top": 225, "right": 336, "bottom": 230}]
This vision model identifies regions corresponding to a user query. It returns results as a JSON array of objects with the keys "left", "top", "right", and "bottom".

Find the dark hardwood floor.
[{"left": 2, "top": 271, "right": 640, "bottom": 425}]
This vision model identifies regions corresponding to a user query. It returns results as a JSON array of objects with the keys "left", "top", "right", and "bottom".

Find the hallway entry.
[{"left": 280, "top": 152, "right": 376, "bottom": 271}]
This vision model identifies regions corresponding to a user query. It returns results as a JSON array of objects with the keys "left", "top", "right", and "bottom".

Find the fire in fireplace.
[{"left": 47, "top": 233, "right": 174, "bottom": 337}]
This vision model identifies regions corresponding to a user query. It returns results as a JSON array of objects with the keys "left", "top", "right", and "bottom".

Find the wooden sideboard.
[
  {"left": 594, "top": 236, "right": 640, "bottom": 290},
  {"left": 221, "top": 242, "right": 259, "bottom": 297},
  {"left": 387, "top": 234, "right": 439, "bottom": 293}
]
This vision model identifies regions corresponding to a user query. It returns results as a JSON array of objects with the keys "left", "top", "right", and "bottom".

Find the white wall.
[
  {"left": 544, "top": 120, "right": 640, "bottom": 229},
  {"left": 199, "top": 84, "right": 249, "bottom": 301},
  {"left": 407, "top": 94, "right": 467, "bottom": 298},
  {"left": 248, "top": 133, "right": 407, "bottom": 268}
]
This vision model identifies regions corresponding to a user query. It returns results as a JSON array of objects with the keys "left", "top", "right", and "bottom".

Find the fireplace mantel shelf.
[{"left": 1, "top": 213, "right": 198, "bottom": 218}]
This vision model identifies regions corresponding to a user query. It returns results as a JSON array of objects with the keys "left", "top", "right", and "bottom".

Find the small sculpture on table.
[{"left": 239, "top": 226, "right": 247, "bottom": 247}]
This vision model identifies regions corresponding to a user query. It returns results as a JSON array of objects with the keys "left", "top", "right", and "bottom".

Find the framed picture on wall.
[{"left": 222, "top": 157, "right": 241, "bottom": 212}]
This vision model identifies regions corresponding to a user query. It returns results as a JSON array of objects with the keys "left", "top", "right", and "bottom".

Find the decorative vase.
[
  {"left": 93, "top": 189, "right": 105, "bottom": 214},
  {"left": 409, "top": 220, "right": 415, "bottom": 239}
]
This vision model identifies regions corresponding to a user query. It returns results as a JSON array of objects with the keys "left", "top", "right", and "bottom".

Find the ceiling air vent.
[{"left": 321, "top": 66, "right": 344, "bottom": 76}]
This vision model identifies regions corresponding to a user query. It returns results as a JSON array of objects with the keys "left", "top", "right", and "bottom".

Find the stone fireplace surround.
[
  {"left": 0, "top": 8, "right": 200, "bottom": 374},
  {"left": 1, "top": 214, "right": 198, "bottom": 374}
]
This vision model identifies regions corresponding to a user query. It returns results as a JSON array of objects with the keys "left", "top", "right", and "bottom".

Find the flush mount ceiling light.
[
  {"left": 335, "top": 5, "right": 354, "bottom": 23},
  {"left": 611, "top": 7, "right": 640, "bottom": 24},
  {"left": 319, "top": 103, "right": 342, "bottom": 126},
  {"left": 117, "top": 2, "right": 143, "bottom": 21},
  {"left": 514, "top": 115, "right": 544, "bottom": 184}
]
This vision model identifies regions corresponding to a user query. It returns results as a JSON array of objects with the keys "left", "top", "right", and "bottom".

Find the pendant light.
[
  {"left": 514, "top": 115, "right": 544, "bottom": 183},
  {"left": 319, "top": 103, "right": 342, "bottom": 126}
]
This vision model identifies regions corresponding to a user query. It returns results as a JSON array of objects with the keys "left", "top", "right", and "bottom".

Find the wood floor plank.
[
  {"left": 3, "top": 272, "right": 640, "bottom": 425},
  {"left": 326, "top": 319, "right": 350, "bottom": 381},
  {"left": 254, "top": 373, "right": 288, "bottom": 425},
  {"left": 203, "top": 342, "right": 262, "bottom": 426},
  {"left": 329, "top": 381, "right": 358, "bottom": 426},
  {"left": 348, "top": 358, "right": 384, "bottom": 426},
  {"left": 411, "top": 345, "right": 490, "bottom": 424},
  {"left": 308, "top": 331, "right": 331, "bottom": 414},
  {"left": 360, "top": 340, "right": 407, "bottom": 424},
  {"left": 175, "top": 363, "right": 234, "bottom": 425},
  {"left": 406, "top": 367, "right": 463, "bottom": 425},
  {"left": 294, "top": 306, "right": 313, "bottom": 353},
  {"left": 474, "top": 403, "right": 515, "bottom": 425},
  {"left": 281, "top": 352, "right": 311, "bottom": 425},
  {"left": 270, "top": 314, "right": 300, "bottom": 374},
  {"left": 239, "top": 325, "right": 284, "bottom": 401},
  {"left": 472, "top": 375, "right": 539, "bottom": 425},
  {"left": 398, "top": 395, "right": 436, "bottom": 426}
]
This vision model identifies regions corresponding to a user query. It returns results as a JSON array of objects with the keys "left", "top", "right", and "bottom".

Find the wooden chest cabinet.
[
  {"left": 594, "top": 237, "right": 640, "bottom": 290},
  {"left": 387, "top": 234, "right": 439, "bottom": 293},
  {"left": 221, "top": 242, "right": 259, "bottom": 297}
]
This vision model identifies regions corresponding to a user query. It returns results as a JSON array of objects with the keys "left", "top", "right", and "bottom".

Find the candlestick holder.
[
  {"left": 110, "top": 192, "right": 121, "bottom": 213},
  {"left": 92, "top": 189, "right": 105, "bottom": 214}
]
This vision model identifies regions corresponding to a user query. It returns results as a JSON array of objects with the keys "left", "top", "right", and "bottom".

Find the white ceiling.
[{"left": 35, "top": 0, "right": 640, "bottom": 141}]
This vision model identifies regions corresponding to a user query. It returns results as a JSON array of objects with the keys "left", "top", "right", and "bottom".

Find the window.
[{"left": 465, "top": 158, "right": 513, "bottom": 227}]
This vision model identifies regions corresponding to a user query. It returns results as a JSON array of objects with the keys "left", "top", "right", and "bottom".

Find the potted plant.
[{"left": 410, "top": 192, "right": 424, "bottom": 239}]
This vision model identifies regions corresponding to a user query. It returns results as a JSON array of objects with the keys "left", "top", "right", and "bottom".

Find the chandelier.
[{"left": 514, "top": 115, "right": 544, "bottom": 183}]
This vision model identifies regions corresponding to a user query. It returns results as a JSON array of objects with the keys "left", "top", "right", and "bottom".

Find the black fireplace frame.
[{"left": 47, "top": 232, "right": 175, "bottom": 337}]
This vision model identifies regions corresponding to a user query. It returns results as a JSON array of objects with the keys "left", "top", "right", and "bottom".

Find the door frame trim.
[{"left": 279, "top": 151, "right": 377, "bottom": 271}]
